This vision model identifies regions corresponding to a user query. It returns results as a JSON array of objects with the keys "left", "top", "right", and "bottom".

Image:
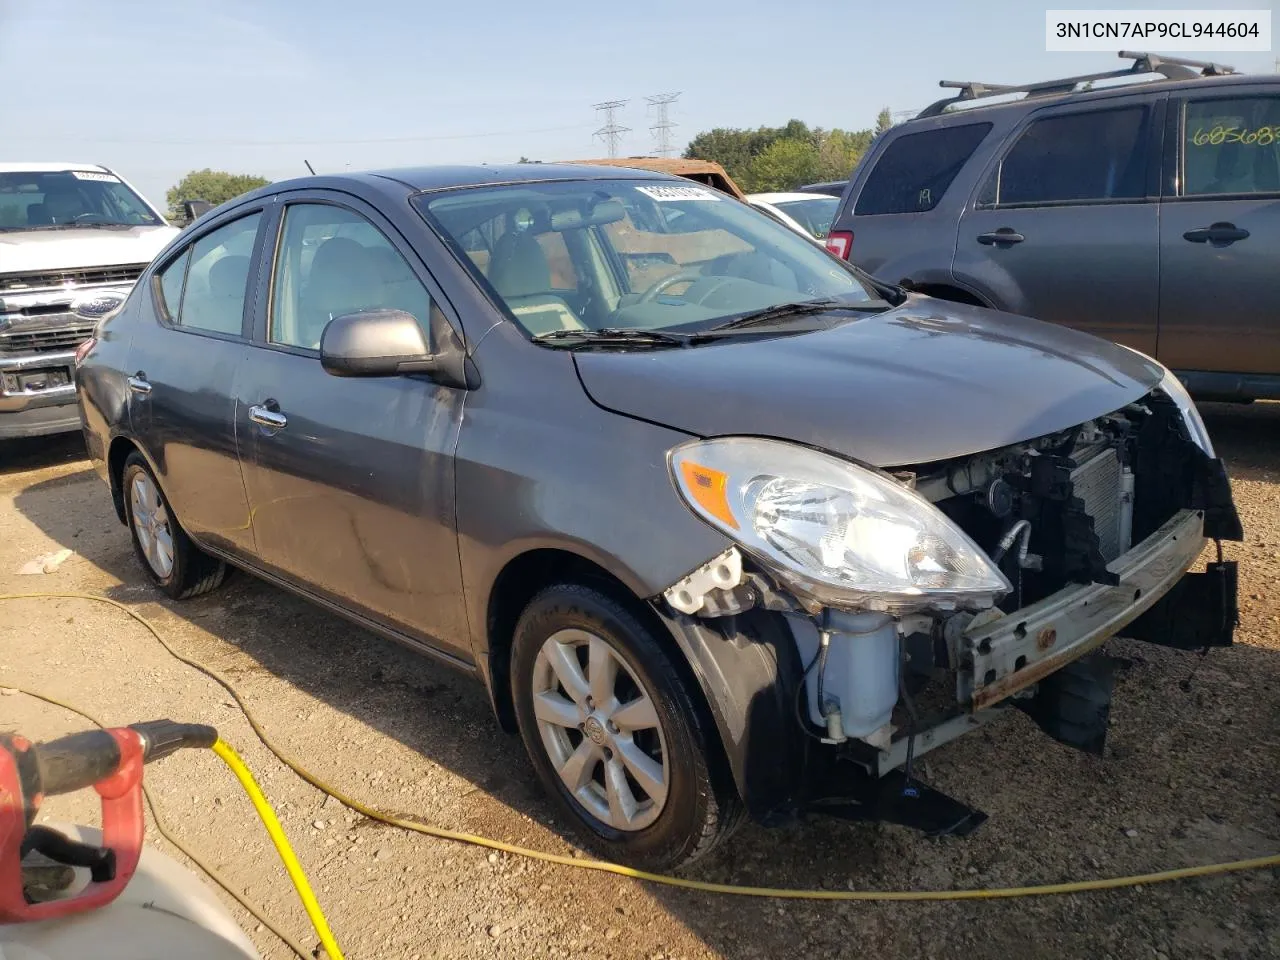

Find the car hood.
[
  {"left": 573, "top": 298, "right": 1164, "bottom": 468},
  {"left": 0, "top": 225, "right": 179, "bottom": 274}
]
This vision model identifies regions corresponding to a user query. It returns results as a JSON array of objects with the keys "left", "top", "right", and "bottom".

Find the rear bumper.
[
  {"left": 0, "top": 350, "right": 80, "bottom": 438},
  {"left": 963, "top": 508, "right": 1207, "bottom": 710}
]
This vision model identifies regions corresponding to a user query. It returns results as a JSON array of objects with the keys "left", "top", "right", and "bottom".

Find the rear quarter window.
[{"left": 854, "top": 122, "right": 992, "bottom": 215}]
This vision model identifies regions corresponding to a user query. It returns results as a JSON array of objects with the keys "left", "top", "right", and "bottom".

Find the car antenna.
[{"left": 304, "top": 160, "right": 316, "bottom": 175}]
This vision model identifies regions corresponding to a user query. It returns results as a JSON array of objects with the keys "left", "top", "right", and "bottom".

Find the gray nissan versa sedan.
[{"left": 76, "top": 164, "right": 1242, "bottom": 870}]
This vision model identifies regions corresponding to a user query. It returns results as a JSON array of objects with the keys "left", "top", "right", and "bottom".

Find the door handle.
[
  {"left": 126, "top": 374, "right": 152, "bottom": 395},
  {"left": 976, "top": 229, "right": 1025, "bottom": 246},
  {"left": 1183, "top": 222, "right": 1250, "bottom": 246},
  {"left": 249, "top": 403, "right": 287, "bottom": 430}
]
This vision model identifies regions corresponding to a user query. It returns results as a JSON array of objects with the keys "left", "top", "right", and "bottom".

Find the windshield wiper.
[
  {"left": 533, "top": 327, "right": 691, "bottom": 350},
  {"left": 2, "top": 222, "right": 139, "bottom": 232},
  {"left": 710, "top": 297, "right": 892, "bottom": 332}
]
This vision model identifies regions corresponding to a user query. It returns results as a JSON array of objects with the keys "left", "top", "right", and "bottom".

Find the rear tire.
[
  {"left": 121, "top": 452, "right": 226, "bottom": 600},
  {"left": 511, "top": 583, "right": 742, "bottom": 871}
]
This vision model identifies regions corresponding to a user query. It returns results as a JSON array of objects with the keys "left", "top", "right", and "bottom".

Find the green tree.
[
  {"left": 685, "top": 118, "right": 878, "bottom": 189},
  {"left": 744, "top": 138, "right": 820, "bottom": 192},
  {"left": 875, "top": 107, "right": 893, "bottom": 135},
  {"left": 815, "top": 128, "right": 874, "bottom": 182},
  {"left": 166, "top": 169, "right": 270, "bottom": 216},
  {"left": 684, "top": 119, "right": 811, "bottom": 184}
]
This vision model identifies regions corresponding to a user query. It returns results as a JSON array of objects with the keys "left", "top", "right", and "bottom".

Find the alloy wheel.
[
  {"left": 130, "top": 472, "right": 174, "bottom": 579},
  {"left": 531, "top": 628, "right": 669, "bottom": 831}
]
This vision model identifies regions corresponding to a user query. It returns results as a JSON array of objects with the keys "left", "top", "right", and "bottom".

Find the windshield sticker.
[
  {"left": 636, "top": 185, "right": 722, "bottom": 202},
  {"left": 70, "top": 171, "right": 121, "bottom": 183}
]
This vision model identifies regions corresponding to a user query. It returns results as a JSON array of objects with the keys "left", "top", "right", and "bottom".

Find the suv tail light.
[{"left": 825, "top": 230, "right": 853, "bottom": 260}]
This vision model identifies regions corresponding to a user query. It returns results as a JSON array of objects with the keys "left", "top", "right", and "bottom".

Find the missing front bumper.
[{"left": 962, "top": 509, "right": 1214, "bottom": 711}]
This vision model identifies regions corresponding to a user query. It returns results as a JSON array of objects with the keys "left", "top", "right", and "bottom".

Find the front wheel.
[{"left": 511, "top": 583, "right": 742, "bottom": 871}]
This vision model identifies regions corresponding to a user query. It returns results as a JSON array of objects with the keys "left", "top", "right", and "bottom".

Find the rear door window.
[
  {"left": 854, "top": 123, "right": 991, "bottom": 215},
  {"left": 155, "top": 249, "right": 190, "bottom": 322},
  {"left": 1180, "top": 95, "right": 1280, "bottom": 196},
  {"left": 982, "top": 107, "right": 1151, "bottom": 207},
  {"left": 164, "top": 213, "right": 261, "bottom": 335}
]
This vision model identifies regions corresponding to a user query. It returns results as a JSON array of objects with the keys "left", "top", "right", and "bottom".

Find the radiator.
[{"left": 1070, "top": 447, "right": 1133, "bottom": 562}]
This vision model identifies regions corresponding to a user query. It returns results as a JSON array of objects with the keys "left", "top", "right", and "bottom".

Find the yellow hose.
[
  {"left": 3, "top": 592, "right": 1279, "bottom": 922},
  {"left": 211, "top": 739, "right": 344, "bottom": 960}
]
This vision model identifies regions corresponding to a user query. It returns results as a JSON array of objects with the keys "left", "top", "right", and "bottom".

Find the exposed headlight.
[
  {"left": 668, "top": 437, "right": 1011, "bottom": 612},
  {"left": 1120, "top": 346, "right": 1215, "bottom": 457}
]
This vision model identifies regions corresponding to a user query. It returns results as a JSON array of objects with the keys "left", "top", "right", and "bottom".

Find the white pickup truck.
[{"left": 0, "top": 163, "right": 178, "bottom": 439}]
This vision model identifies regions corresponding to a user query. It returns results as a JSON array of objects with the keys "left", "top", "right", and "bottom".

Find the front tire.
[
  {"left": 511, "top": 583, "right": 742, "bottom": 871},
  {"left": 121, "top": 452, "right": 226, "bottom": 600}
]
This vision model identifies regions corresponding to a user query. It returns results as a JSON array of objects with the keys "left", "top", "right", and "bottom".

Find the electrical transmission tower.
[
  {"left": 593, "top": 100, "right": 631, "bottom": 157},
  {"left": 646, "top": 92, "right": 681, "bottom": 156}
]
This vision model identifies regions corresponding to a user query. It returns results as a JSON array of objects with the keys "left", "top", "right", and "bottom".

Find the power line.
[
  {"left": 592, "top": 100, "right": 630, "bottom": 158},
  {"left": 16, "top": 122, "right": 597, "bottom": 147},
  {"left": 645, "top": 93, "right": 681, "bottom": 157}
]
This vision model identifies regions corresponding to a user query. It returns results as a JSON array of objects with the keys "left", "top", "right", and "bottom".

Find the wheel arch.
[
  {"left": 484, "top": 546, "right": 804, "bottom": 818},
  {"left": 106, "top": 434, "right": 144, "bottom": 524},
  {"left": 483, "top": 547, "right": 672, "bottom": 732}
]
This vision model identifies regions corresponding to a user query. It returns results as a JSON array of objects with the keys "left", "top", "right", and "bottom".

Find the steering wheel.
[
  {"left": 71, "top": 213, "right": 110, "bottom": 224},
  {"left": 636, "top": 268, "right": 705, "bottom": 304}
]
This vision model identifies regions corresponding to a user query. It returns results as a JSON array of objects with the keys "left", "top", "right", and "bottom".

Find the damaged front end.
[{"left": 659, "top": 386, "right": 1241, "bottom": 836}]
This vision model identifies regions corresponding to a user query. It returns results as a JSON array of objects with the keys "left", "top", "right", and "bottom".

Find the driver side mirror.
[{"left": 320, "top": 309, "right": 434, "bottom": 378}]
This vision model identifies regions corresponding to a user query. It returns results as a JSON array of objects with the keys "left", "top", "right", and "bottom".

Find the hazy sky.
[{"left": 2, "top": 0, "right": 1276, "bottom": 204}]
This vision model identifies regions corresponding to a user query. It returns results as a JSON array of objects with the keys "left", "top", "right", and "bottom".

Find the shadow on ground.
[
  {"left": 0, "top": 433, "right": 86, "bottom": 476},
  {"left": 8, "top": 405, "right": 1280, "bottom": 960}
]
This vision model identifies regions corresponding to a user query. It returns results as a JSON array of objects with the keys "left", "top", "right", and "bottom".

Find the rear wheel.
[
  {"left": 511, "top": 583, "right": 742, "bottom": 871},
  {"left": 121, "top": 453, "right": 226, "bottom": 600}
]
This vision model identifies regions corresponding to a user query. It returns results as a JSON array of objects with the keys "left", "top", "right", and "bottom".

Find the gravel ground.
[{"left": 1, "top": 404, "right": 1278, "bottom": 960}]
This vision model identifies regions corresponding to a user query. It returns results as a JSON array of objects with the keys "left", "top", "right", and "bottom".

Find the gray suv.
[
  {"left": 827, "top": 52, "right": 1280, "bottom": 401},
  {"left": 77, "top": 164, "right": 1240, "bottom": 870}
]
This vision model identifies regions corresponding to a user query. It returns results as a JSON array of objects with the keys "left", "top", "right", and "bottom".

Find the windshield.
[
  {"left": 415, "top": 179, "right": 878, "bottom": 338},
  {"left": 773, "top": 197, "right": 839, "bottom": 239},
  {"left": 0, "top": 170, "right": 164, "bottom": 231}
]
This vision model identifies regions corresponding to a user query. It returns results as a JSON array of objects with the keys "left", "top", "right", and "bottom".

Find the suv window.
[
  {"left": 165, "top": 213, "right": 261, "bottom": 335},
  {"left": 1182, "top": 96, "right": 1280, "bottom": 196},
  {"left": 984, "top": 107, "right": 1150, "bottom": 207},
  {"left": 270, "top": 203, "right": 432, "bottom": 350},
  {"left": 854, "top": 123, "right": 991, "bottom": 215}
]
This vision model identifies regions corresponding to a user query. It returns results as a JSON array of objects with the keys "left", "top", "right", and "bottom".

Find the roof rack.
[{"left": 915, "top": 51, "right": 1236, "bottom": 119}]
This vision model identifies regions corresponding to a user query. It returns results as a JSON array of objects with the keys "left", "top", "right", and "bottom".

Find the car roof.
[
  {"left": 749, "top": 192, "right": 837, "bottom": 204},
  {"left": 908, "top": 72, "right": 1274, "bottom": 126},
  {"left": 0, "top": 162, "right": 109, "bottom": 174},
  {"left": 363, "top": 163, "right": 684, "bottom": 192}
]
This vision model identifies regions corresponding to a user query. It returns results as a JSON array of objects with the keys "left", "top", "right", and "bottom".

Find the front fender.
[
  {"left": 651, "top": 606, "right": 806, "bottom": 819},
  {"left": 456, "top": 325, "right": 731, "bottom": 664}
]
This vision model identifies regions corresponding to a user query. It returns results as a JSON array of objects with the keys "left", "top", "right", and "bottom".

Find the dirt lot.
[{"left": 1, "top": 404, "right": 1278, "bottom": 960}]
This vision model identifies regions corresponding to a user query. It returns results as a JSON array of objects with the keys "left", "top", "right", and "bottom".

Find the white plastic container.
[
  {"left": 790, "top": 611, "right": 900, "bottom": 743},
  {"left": 1, "top": 823, "right": 258, "bottom": 959}
]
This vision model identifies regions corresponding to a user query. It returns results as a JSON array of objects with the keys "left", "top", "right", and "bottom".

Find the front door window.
[{"left": 270, "top": 204, "right": 432, "bottom": 350}]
